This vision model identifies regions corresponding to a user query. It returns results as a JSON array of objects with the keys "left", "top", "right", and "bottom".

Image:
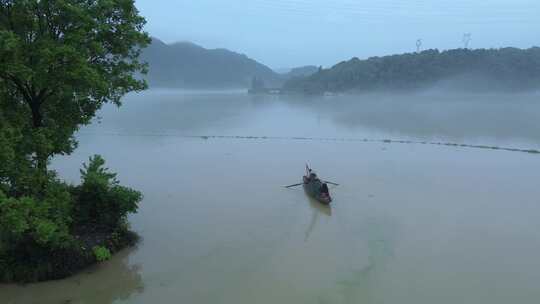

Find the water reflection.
[
  {"left": 86, "top": 90, "right": 256, "bottom": 135},
  {"left": 85, "top": 90, "right": 540, "bottom": 147},
  {"left": 8, "top": 90, "right": 540, "bottom": 304},
  {"left": 281, "top": 93, "right": 540, "bottom": 144},
  {"left": 304, "top": 197, "right": 332, "bottom": 242},
  {"left": 1, "top": 249, "right": 143, "bottom": 304}
]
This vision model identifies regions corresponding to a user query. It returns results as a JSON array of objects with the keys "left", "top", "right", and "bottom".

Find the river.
[{"left": 2, "top": 90, "right": 540, "bottom": 304}]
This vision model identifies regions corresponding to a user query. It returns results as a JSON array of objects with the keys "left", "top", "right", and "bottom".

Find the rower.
[{"left": 321, "top": 182, "right": 329, "bottom": 194}]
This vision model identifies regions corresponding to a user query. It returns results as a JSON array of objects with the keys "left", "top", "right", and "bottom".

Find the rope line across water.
[{"left": 78, "top": 132, "right": 540, "bottom": 155}]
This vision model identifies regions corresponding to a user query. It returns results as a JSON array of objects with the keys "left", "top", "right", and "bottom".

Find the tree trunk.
[
  {"left": 28, "top": 100, "right": 47, "bottom": 174},
  {"left": 30, "top": 102, "right": 43, "bottom": 128}
]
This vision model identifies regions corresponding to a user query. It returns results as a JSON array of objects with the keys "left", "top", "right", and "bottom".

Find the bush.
[
  {"left": 73, "top": 155, "right": 142, "bottom": 229},
  {"left": 0, "top": 181, "right": 73, "bottom": 251},
  {"left": 93, "top": 246, "right": 112, "bottom": 262},
  {"left": 0, "top": 181, "right": 76, "bottom": 282},
  {"left": 0, "top": 155, "right": 143, "bottom": 282}
]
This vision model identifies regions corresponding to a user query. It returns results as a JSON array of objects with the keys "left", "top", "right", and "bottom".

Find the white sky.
[{"left": 135, "top": 0, "right": 540, "bottom": 69}]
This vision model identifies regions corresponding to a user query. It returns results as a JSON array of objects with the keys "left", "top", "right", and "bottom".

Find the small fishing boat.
[{"left": 303, "top": 166, "right": 332, "bottom": 205}]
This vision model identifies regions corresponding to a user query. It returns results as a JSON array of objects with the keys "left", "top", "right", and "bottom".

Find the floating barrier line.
[{"left": 78, "top": 132, "right": 540, "bottom": 155}]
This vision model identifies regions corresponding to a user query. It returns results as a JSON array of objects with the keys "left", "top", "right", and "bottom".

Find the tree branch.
[
  {"left": 0, "top": 73, "right": 33, "bottom": 105},
  {"left": 36, "top": 88, "right": 55, "bottom": 105}
]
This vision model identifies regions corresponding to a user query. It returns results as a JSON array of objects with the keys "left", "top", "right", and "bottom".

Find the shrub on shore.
[{"left": 0, "top": 156, "right": 142, "bottom": 283}]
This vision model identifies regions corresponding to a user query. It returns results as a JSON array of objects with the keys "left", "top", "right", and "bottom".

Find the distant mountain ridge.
[
  {"left": 283, "top": 47, "right": 540, "bottom": 94},
  {"left": 282, "top": 65, "right": 319, "bottom": 78},
  {"left": 142, "top": 38, "right": 281, "bottom": 88}
]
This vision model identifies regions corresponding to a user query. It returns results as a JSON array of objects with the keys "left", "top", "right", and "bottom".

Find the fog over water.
[
  {"left": 2, "top": 90, "right": 540, "bottom": 304},
  {"left": 85, "top": 90, "right": 540, "bottom": 147}
]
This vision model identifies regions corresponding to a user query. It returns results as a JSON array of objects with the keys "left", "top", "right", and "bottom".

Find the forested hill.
[
  {"left": 283, "top": 47, "right": 540, "bottom": 94},
  {"left": 283, "top": 65, "right": 319, "bottom": 78},
  {"left": 142, "top": 38, "right": 281, "bottom": 88}
]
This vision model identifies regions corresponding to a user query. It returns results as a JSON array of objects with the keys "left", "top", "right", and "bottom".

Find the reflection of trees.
[
  {"left": 95, "top": 250, "right": 144, "bottom": 303},
  {"left": 2, "top": 249, "right": 144, "bottom": 304},
  {"left": 87, "top": 91, "right": 254, "bottom": 135},
  {"left": 286, "top": 94, "right": 540, "bottom": 143}
]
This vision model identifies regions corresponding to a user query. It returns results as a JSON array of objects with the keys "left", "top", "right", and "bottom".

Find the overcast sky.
[{"left": 135, "top": 0, "right": 539, "bottom": 69}]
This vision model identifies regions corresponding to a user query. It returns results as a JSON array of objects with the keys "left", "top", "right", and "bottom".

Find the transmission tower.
[{"left": 416, "top": 39, "right": 422, "bottom": 53}]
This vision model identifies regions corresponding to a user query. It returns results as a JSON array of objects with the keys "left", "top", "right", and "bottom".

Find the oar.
[
  {"left": 285, "top": 183, "right": 303, "bottom": 188},
  {"left": 324, "top": 181, "right": 339, "bottom": 186}
]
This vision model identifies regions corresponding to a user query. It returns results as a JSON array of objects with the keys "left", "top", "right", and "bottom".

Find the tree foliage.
[
  {"left": 0, "top": 179, "right": 73, "bottom": 250},
  {"left": 74, "top": 155, "right": 142, "bottom": 228},
  {"left": 0, "top": 155, "right": 142, "bottom": 282},
  {"left": 284, "top": 47, "right": 540, "bottom": 94},
  {"left": 0, "top": 0, "right": 150, "bottom": 180},
  {"left": 92, "top": 245, "right": 112, "bottom": 262},
  {"left": 0, "top": 1, "right": 148, "bottom": 282}
]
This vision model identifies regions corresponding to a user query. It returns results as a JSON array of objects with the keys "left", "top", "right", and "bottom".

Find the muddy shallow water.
[{"left": 2, "top": 90, "right": 540, "bottom": 304}]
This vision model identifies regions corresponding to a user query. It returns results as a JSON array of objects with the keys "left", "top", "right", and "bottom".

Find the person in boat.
[
  {"left": 306, "top": 166, "right": 320, "bottom": 182},
  {"left": 320, "top": 182, "right": 329, "bottom": 194}
]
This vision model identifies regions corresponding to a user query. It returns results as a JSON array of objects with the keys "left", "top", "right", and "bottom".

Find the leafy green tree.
[
  {"left": 74, "top": 155, "right": 142, "bottom": 228},
  {"left": 0, "top": 155, "right": 143, "bottom": 282},
  {"left": 0, "top": 0, "right": 150, "bottom": 191},
  {"left": 0, "top": 1, "right": 149, "bottom": 283}
]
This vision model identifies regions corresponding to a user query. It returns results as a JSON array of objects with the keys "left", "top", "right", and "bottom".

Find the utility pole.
[
  {"left": 462, "top": 33, "right": 472, "bottom": 49},
  {"left": 416, "top": 39, "right": 423, "bottom": 53}
]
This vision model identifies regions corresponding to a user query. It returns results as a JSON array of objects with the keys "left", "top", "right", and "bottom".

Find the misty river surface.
[{"left": 2, "top": 90, "right": 540, "bottom": 304}]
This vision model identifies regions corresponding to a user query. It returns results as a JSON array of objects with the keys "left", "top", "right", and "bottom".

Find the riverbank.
[
  {"left": 1, "top": 226, "right": 139, "bottom": 283},
  {"left": 0, "top": 155, "right": 143, "bottom": 284}
]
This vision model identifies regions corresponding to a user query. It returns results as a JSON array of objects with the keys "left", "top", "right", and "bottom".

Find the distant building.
[{"left": 248, "top": 76, "right": 282, "bottom": 95}]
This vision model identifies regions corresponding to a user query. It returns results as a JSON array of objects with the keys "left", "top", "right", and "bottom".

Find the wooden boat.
[{"left": 303, "top": 169, "right": 332, "bottom": 205}]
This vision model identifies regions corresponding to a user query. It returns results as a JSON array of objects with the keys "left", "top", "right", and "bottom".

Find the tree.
[
  {"left": 0, "top": 0, "right": 150, "bottom": 193},
  {"left": 0, "top": 1, "right": 148, "bottom": 282},
  {"left": 283, "top": 47, "right": 540, "bottom": 94}
]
